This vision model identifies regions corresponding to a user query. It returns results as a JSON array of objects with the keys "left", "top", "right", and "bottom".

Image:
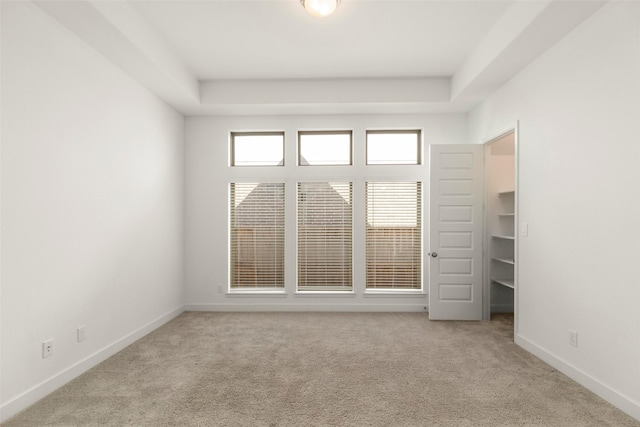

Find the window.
[
  {"left": 230, "top": 183, "right": 285, "bottom": 289},
  {"left": 231, "top": 132, "right": 284, "bottom": 166},
  {"left": 366, "top": 182, "right": 422, "bottom": 290},
  {"left": 297, "top": 182, "right": 352, "bottom": 291},
  {"left": 299, "top": 131, "right": 352, "bottom": 165},
  {"left": 366, "top": 130, "right": 421, "bottom": 165}
]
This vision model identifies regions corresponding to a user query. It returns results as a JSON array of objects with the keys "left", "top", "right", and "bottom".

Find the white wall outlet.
[
  {"left": 520, "top": 223, "right": 529, "bottom": 236},
  {"left": 42, "top": 340, "right": 54, "bottom": 358},
  {"left": 217, "top": 284, "right": 224, "bottom": 294},
  {"left": 77, "top": 326, "right": 86, "bottom": 343},
  {"left": 569, "top": 330, "right": 578, "bottom": 347}
]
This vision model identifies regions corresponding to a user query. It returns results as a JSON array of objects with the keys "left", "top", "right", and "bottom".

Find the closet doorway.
[{"left": 483, "top": 129, "right": 518, "bottom": 321}]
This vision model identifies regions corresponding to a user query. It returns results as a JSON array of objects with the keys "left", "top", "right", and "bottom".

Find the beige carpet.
[{"left": 4, "top": 312, "right": 638, "bottom": 426}]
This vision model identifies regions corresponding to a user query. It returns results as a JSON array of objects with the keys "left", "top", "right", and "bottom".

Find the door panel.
[{"left": 429, "top": 145, "right": 484, "bottom": 320}]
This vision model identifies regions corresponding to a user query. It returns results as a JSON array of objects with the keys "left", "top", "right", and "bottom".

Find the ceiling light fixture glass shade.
[{"left": 300, "top": 0, "right": 341, "bottom": 18}]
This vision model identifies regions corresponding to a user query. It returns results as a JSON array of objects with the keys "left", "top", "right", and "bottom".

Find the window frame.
[
  {"left": 365, "top": 129, "right": 422, "bottom": 165},
  {"left": 298, "top": 130, "right": 353, "bottom": 166},
  {"left": 365, "top": 180, "right": 423, "bottom": 291},
  {"left": 229, "top": 181, "right": 286, "bottom": 292},
  {"left": 230, "top": 131, "right": 285, "bottom": 167},
  {"left": 296, "top": 180, "right": 354, "bottom": 293}
]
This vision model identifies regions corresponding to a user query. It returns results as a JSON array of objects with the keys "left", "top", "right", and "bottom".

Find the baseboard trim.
[
  {"left": 515, "top": 333, "right": 640, "bottom": 422},
  {"left": 185, "top": 303, "right": 428, "bottom": 313},
  {"left": 0, "top": 305, "right": 185, "bottom": 423},
  {"left": 490, "top": 304, "right": 514, "bottom": 313}
]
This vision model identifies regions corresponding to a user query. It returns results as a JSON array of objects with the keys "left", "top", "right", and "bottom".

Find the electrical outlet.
[
  {"left": 42, "top": 340, "right": 54, "bottom": 358},
  {"left": 521, "top": 223, "right": 529, "bottom": 236},
  {"left": 569, "top": 330, "right": 578, "bottom": 347},
  {"left": 217, "top": 284, "right": 224, "bottom": 294},
  {"left": 77, "top": 326, "right": 86, "bottom": 343}
]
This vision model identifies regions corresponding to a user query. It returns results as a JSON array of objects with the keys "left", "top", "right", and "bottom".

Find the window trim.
[
  {"left": 296, "top": 180, "right": 354, "bottom": 292},
  {"left": 230, "top": 131, "right": 285, "bottom": 167},
  {"left": 365, "top": 180, "right": 423, "bottom": 291},
  {"left": 229, "top": 182, "right": 286, "bottom": 291},
  {"left": 298, "top": 130, "right": 353, "bottom": 166},
  {"left": 365, "top": 129, "right": 422, "bottom": 165}
]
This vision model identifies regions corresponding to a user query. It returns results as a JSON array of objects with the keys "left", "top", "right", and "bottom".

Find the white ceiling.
[
  {"left": 128, "top": 0, "right": 514, "bottom": 80},
  {"left": 34, "top": 0, "right": 607, "bottom": 115}
]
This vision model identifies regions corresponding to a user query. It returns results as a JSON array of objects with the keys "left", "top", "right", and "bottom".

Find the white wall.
[
  {"left": 1, "top": 2, "right": 185, "bottom": 420},
  {"left": 468, "top": 2, "right": 640, "bottom": 419},
  {"left": 185, "top": 114, "right": 466, "bottom": 311}
]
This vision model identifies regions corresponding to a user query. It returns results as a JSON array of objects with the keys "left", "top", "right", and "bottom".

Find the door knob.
[{"left": 429, "top": 252, "right": 438, "bottom": 258}]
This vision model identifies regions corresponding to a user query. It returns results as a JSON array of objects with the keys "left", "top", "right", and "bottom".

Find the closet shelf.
[
  {"left": 492, "top": 278, "right": 515, "bottom": 289},
  {"left": 488, "top": 140, "right": 516, "bottom": 311},
  {"left": 492, "top": 235, "right": 515, "bottom": 240}
]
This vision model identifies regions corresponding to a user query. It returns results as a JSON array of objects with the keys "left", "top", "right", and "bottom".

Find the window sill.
[
  {"left": 295, "top": 291, "right": 356, "bottom": 298},
  {"left": 363, "top": 290, "right": 426, "bottom": 297},
  {"left": 226, "top": 289, "right": 287, "bottom": 297}
]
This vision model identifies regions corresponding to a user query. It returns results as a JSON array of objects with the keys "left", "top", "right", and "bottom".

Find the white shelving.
[
  {"left": 492, "top": 278, "right": 514, "bottom": 289},
  {"left": 486, "top": 131, "right": 516, "bottom": 316},
  {"left": 490, "top": 190, "right": 515, "bottom": 290}
]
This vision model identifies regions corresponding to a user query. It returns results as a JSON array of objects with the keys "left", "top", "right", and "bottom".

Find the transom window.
[
  {"left": 366, "top": 130, "right": 421, "bottom": 165},
  {"left": 298, "top": 131, "right": 352, "bottom": 166},
  {"left": 231, "top": 132, "right": 284, "bottom": 166}
]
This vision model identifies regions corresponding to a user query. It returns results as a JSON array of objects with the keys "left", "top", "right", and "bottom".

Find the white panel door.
[{"left": 429, "top": 145, "right": 484, "bottom": 320}]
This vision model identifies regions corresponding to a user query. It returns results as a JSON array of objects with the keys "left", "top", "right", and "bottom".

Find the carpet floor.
[{"left": 3, "top": 312, "right": 638, "bottom": 426}]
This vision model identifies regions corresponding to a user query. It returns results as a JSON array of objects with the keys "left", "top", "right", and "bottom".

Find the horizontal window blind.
[
  {"left": 298, "top": 182, "right": 352, "bottom": 291},
  {"left": 230, "top": 183, "right": 285, "bottom": 288},
  {"left": 366, "top": 182, "right": 422, "bottom": 289}
]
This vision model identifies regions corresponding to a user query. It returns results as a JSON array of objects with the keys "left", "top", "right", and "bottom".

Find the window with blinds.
[
  {"left": 230, "top": 183, "right": 285, "bottom": 289},
  {"left": 297, "top": 182, "right": 353, "bottom": 291},
  {"left": 366, "top": 181, "right": 422, "bottom": 290}
]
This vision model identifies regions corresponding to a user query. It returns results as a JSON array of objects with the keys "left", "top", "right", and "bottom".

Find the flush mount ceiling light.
[{"left": 300, "top": 0, "right": 341, "bottom": 18}]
